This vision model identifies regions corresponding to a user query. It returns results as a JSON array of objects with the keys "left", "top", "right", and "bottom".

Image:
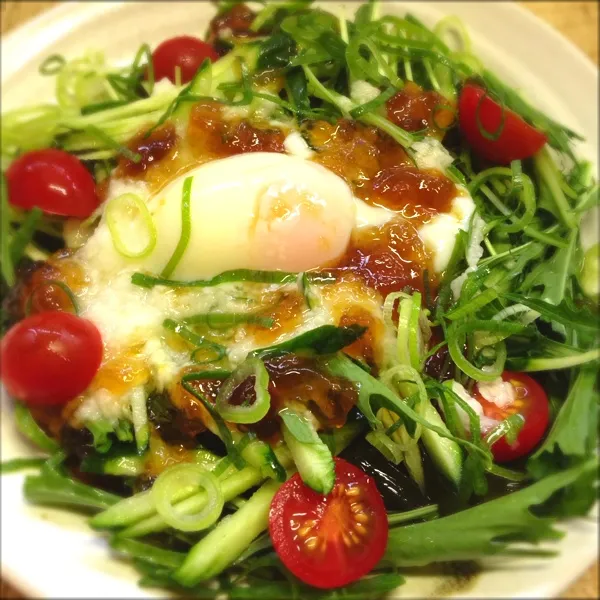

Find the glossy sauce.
[
  {"left": 305, "top": 119, "right": 457, "bottom": 296},
  {"left": 117, "top": 123, "right": 178, "bottom": 177},
  {"left": 21, "top": 89, "right": 461, "bottom": 444},
  {"left": 386, "top": 81, "right": 455, "bottom": 134},
  {"left": 87, "top": 346, "right": 150, "bottom": 397},
  {"left": 207, "top": 4, "right": 258, "bottom": 45},
  {"left": 18, "top": 250, "right": 89, "bottom": 315},
  {"left": 173, "top": 355, "right": 358, "bottom": 443},
  {"left": 326, "top": 220, "right": 429, "bottom": 297},
  {"left": 145, "top": 432, "right": 205, "bottom": 477},
  {"left": 109, "top": 102, "right": 288, "bottom": 194},
  {"left": 188, "top": 102, "right": 286, "bottom": 156}
]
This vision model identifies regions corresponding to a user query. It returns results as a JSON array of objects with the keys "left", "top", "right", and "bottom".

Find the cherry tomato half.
[
  {"left": 269, "top": 458, "right": 388, "bottom": 589},
  {"left": 458, "top": 83, "right": 548, "bottom": 164},
  {"left": 474, "top": 371, "right": 550, "bottom": 463},
  {"left": 6, "top": 149, "right": 99, "bottom": 218},
  {"left": 150, "top": 36, "right": 219, "bottom": 84},
  {"left": 0, "top": 311, "right": 103, "bottom": 406}
]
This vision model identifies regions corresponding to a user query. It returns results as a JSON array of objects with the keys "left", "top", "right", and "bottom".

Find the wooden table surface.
[{"left": 0, "top": 1, "right": 598, "bottom": 598}]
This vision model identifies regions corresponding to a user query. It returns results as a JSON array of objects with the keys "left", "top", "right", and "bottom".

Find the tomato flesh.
[
  {"left": 458, "top": 83, "right": 547, "bottom": 164},
  {"left": 474, "top": 371, "right": 550, "bottom": 462},
  {"left": 269, "top": 458, "right": 388, "bottom": 589},
  {"left": 6, "top": 149, "right": 100, "bottom": 218},
  {"left": 0, "top": 311, "right": 103, "bottom": 406},
  {"left": 151, "top": 36, "right": 219, "bottom": 84}
]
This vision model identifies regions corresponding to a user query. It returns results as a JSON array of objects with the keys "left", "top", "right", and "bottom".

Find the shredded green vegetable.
[
  {"left": 0, "top": 2, "right": 598, "bottom": 598},
  {"left": 160, "top": 176, "right": 193, "bottom": 278}
]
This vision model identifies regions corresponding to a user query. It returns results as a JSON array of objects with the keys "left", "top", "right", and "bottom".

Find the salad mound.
[{"left": 1, "top": 1, "right": 598, "bottom": 597}]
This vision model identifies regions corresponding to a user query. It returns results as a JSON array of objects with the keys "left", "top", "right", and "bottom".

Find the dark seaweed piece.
[
  {"left": 340, "top": 438, "right": 431, "bottom": 512},
  {"left": 147, "top": 391, "right": 204, "bottom": 448}
]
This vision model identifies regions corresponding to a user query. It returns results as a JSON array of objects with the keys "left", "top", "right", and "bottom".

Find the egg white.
[{"left": 70, "top": 137, "right": 473, "bottom": 425}]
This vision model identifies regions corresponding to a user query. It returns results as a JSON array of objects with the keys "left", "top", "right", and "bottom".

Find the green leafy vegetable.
[
  {"left": 528, "top": 367, "right": 598, "bottom": 482},
  {"left": 0, "top": 457, "right": 46, "bottom": 474},
  {"left": 250, "top": 325, "right": 366, "bottom": 359},
  {"left": 14, "top": 403, "right": 60, "bottom": 453},
  {"left": 385, "top": 458, "right": 597, "bottom": 566},
  {"left": 24, "top": 456, "right": 122, "bottom": 511}
]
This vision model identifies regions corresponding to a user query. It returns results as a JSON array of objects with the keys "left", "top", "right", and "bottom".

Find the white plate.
[{"left": 1, "top": 2, "right": 598, "bottom": 598}]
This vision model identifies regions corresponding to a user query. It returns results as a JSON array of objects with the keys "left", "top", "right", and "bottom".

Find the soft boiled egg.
[
  {"left": 64, "top": 133, "right": 475, "bottom": 427},
  {"left": 88, "top": 152, "right": 395, "bottom": 280}
]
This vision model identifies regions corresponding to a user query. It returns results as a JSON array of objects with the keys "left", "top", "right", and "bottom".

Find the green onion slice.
[
  {"left": 131, "top": 269, "right": 335, "bottom": 289},
  {"left": 484, "top": 414, "right": 525, "bottom": 449},
  {"left": 82, "top": 125, "right": 142, "bottom": 163},
  {"left": 14, "top": 403, "right": 60, "bottom": 453},
  {"left": 183, "top": 312, "right": 274, "bottom": 329},
  {"left": 10, "top": 207, "right": 43, "bottom": 266},
  {"left": 475, "top": 88, "right": 506, "bottom": 141},
  {"left": 163, "top": 319, "right": 227, "bottom": 364},
  {"left": 24, "top": 280, "right": 79, "bottom": 316},
  {"left": 215, "top": 358, "right": 271, "bottom": 424},
  {"left": 447, "top": 320, "right": 514, "bottom": 381},
  {"left": 160, "top": 176, "right": 193, "bottom": 278},
  {"left": 180, "top": 374, "right": 245, "bottom": 470},
  {"left": 39, "top": 54, "right": 66, "bottom": 76},
  {"left": 1, "top": 174, "right": 15, "bottom": 286},
  {"left": 395, "top": 292, "right": 423, "bottom": 370},
  {"left": 151, "top": 464, "right": 224, "bottom": 532},
  {"left": 190, "top": 343, "right": 228, "bottom": 365},
  {"left": 0, "top": 457, "right": 47, "bottom": 475},
  {"left": 366, "top": 430, "right": 404, "bottom": 465},
  {"left": 105, "top": 193, "right": 157, "bottom": 259}
]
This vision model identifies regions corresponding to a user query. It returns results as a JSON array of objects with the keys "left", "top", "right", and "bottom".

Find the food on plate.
[{"left": 1, "top": 0, "right": 598, "bottom": 597}]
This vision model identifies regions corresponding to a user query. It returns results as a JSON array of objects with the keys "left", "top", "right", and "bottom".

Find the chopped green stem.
[
  {"left": 160, "top": 176, "right": 193, "bottom": 278},
  {"left": 534, "top": 148, "right": 576, "bottom": 229},
  {"left": 388, "top": 504, "right": 439, "bottom": 526},
  {"left": 131, "top": 269, "right": 334, "bottom": 289},
  {"left": 0, "top": 457, "right": 46, "bottom": 474}
]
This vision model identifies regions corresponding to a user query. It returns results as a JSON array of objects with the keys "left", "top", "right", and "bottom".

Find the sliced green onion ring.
[
  {"left": 163, "top": 319, "right": 227, "bottom": 364},
  {"left": 24, "top": 280, "right": 79, "bottom": 316},
  {"left": 383, "top": 292, "right": 408, "bottom": 330},
  {"left": 433, "top": 16, "right": 473, "bottom": 53},
  {"left": 366, "top": 430, "right": 404, "bottom": 465},
  {"left": 160, "top": 176, "right": 193, "bottom": 278},
  {"left": 407, "top": 292, "right": 423, "bottom": 369},
  {"left": 106, "top": 193, "right": 157, "bottom": 258},
  {"left": 215, "top": 358, "right": 271, "bottom": 424},
  {"left": 349, "top": 85, "right": 396, "bottom": 119},
  {"left": 82, "top": 125, "right": 142, "bottom": 163},
  {"left": 191, "top": 343, "right": 228, "bottom": 365},
  {"left": 14, "top": 403, "right": 60, "bottom": 453},
  {"left": 484, "top": 414, "right": 525, "bottom": 449},
  {"left": 180, "top": 374, "right": 245, "bottom": 470},
  {"left": 379, "top": 364, "right": 428, "bottom": 445},
  {"left": 447, "top": 320, "right": 511, "bottom": 381},
  {"left": 396, "top": 293, "right": 423, "bottom": 370},
  {"left": 39, "top": 54, "right": 66, "bottom": 76},
  {"left": 151, "top": 464, "right": 224, "bottom": 532},
  {"left": 475, "top": 88, "right": 506, "bottom": 141}
]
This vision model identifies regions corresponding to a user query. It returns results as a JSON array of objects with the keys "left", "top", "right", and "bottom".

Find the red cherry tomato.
[
  {"left": 6, "top": 149, "right": 99, "bottom": 218},
  {"left": 269, "top": 458, "right": 388, "bottom": 589},
  {"left": 150, "top": 36, "right": 219, "bottom": 84},
  {"left": 474, "top": 371, "right": 550, "bottom": 463},
  {"left": 0, "top": 311, "right": 103, "bottom": 406},
  {"left": 458, "top": 83, "right": 548, "bottom": 164}
]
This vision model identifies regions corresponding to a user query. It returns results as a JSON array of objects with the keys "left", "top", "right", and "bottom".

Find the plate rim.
[{"left": 0, "top": 2, "right": 598, "bottom": 599}]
